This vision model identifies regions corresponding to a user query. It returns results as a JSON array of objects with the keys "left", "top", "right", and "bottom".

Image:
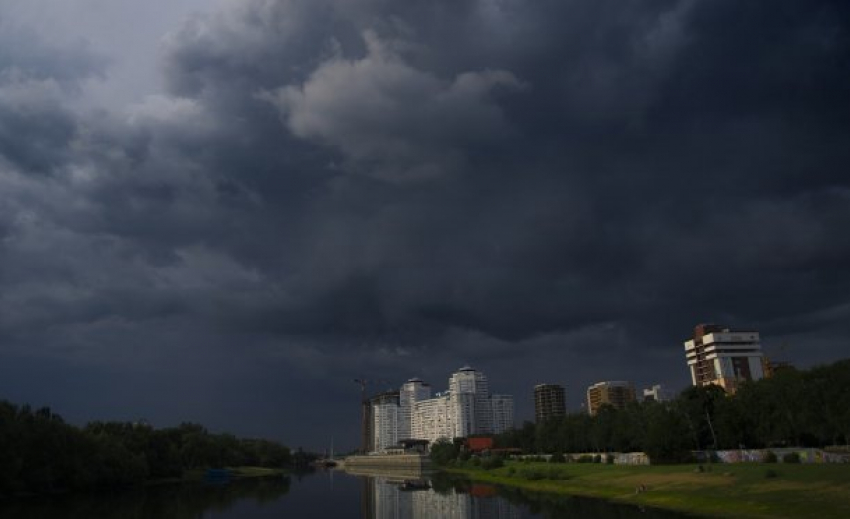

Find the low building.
[
  {"left": 586, "top": 381, "right": 636, "bottom": 416},
  {"left": 642, "top": 384, "right": 669, "bottom": 402}
]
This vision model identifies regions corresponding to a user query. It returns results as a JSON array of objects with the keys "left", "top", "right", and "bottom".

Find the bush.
[
  {"left": 764, "top": 451, "right": 777, "bottom": 463},
  {"left": 782, "top": 452, "right": 801, "bottom": 464},
  {"left": 506, "top": 466, "right": 516, "bottom": 476},
  {"left": 606, "top": 454, "right": 615, "bottom": 465},
  {"left": 519, "top": 468, "right": 546, "bottom": 480},
  {"left": 593, "top": 454, "right": 602, "bottom": 463},
  {"left": 550, "top": 452, "right": 566, "bottom": 463},
  {"left": 764, "top": 469, "right": 779, "bottom": 479},
  {"left": 480, "top": 456, "right": 503, "bottom": 470},
  {"left": 471, "top": 456, "right": 481, "bottom": 467},
  {"left": 577, "top": 455, "right": 594, "bottom": 463}
]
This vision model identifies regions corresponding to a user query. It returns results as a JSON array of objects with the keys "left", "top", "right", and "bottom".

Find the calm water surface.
[{"left": 0, "top": 469, "right": 690, "bottom": 518}]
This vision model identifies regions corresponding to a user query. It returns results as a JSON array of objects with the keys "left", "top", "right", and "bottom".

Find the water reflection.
[{"left": 361, "top": 473, "right": 526, "bottom": 519}]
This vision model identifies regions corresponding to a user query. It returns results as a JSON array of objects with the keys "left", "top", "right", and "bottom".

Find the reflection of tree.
[{"left": 0, "top": 477, "right": 291, "bottom": 519}]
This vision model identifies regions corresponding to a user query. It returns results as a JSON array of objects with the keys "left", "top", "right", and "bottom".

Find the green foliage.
[
  {"left": 480, "top": 455, "right": 504, "bottom": 470},
  {"left": 491, "top": 359, "right": 850, "bottom": 464},
  {"left": 606, "top": 454, "right": 615, "bottom": 464},
  {"left": 429, "top": 438, "right": 459, "bottom": 467},
  {"left": 764, "top": 451, "right": 778, "bottom": 463},
  {"left": 549, "top": 452, "right": 566, "bottom": 463},
  {"left": 764, "top": 468, "right": 779, "bottom": 479},
  {"left": 516, "top": 465, "right": 572, "bottom": 481},
  {"left": 0, "top": 399, "right": 291, "bottom": 497},
  {"left": 783, "top": 452, "right": 801, "bottom": 464}
]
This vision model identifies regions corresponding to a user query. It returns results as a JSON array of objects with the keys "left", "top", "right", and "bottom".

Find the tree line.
[
  {"left": 494, "top": 359, "right": 850, "bottom": 463},
  {"left": 0, "top": 402, "right": 291, "bottom": 496}
]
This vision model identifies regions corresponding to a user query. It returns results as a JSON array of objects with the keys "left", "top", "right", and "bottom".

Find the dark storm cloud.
[{"left": 2, "top": 0, "right": 850, "bottom": 446}]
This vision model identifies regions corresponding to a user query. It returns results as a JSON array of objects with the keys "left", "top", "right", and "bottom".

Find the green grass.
[{"left": 447, "top": 461, "right": 850, "bottom": 518}]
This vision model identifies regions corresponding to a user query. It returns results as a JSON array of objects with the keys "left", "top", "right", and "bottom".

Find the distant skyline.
[{"left": 1, "top": 0, "right": 849, "bottom": 451}]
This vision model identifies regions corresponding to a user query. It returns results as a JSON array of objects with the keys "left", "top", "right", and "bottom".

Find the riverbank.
[{"left": 447, "top": 461, "right": 850, "bottom": 518}]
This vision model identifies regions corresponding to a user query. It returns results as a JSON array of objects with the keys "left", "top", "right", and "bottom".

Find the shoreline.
[
  {"left": 1, "top": 466, "right": 291, "bottom": 501},
  {"left": 445, "top": 461, "right": 850, "bottom": 518}
]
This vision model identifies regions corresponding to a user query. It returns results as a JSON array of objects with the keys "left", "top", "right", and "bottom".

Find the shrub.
[
  {"left": 764, "top": 469, "right": 779, "bottom": 479},
  {"left": 506, "top": 466, "right": 516, "bottom": 476},
  {"left": 577, "top": 455, "right": 594, "bottom": 463},
  {"left": 550, "top": 452, "right": 566, "bottom": 464},
  {"left": 481, "top": 456, "right": 504, "bottom": 470},
  {"left": 471, "top": 456, "right": 481, "bottom": 467},
  {"left": 782, "top": 452, "right": 801, "bottom": 464},
  {"left": 519, "top": 468, "right": 546, "bottom": 481},
  {"left": 593, "top": 454, "right": 602, "bottom": 463},
  {"left": 764, "top": 451, "right": 777, "bottom": 463},
  {"left": 606, "top": 454, "right": 615, "bottom": 465}
]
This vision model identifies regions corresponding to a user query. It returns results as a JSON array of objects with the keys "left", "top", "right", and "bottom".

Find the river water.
[{"left": 0, "top": 469, "right": 689, "bottom": 518}]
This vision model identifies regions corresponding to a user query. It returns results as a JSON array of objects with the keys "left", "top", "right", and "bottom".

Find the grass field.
[{"left": 448, "top": 461, "right": 850, "bottom": 518}]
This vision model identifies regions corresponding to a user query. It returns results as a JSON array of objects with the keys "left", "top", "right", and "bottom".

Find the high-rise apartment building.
[
  {"left": 410, "top": 366, "right": 513, "bottom": 445},
  {"left": 398, "top": 378, "right": 431, "bottom": 441},
  {"left": 490, "top": 394, "right": 515, "bottom": 433},
  {"left": 366, "top": 367, "right": 513, "bottom": 451},
  {"left": 372, "top": 391, "right": 400, "bottom": 452},
  {"left": 534, "top": 383, "right": 566, "bottom": 422},
  {"left": 684, "top": 324, "right": 765, "bottom": 394},
  {"left": 586, "top": 381, "right": 636, "bottom": 416},
  {"left": 448, "top": 366, "right": 492, "bottom": 437}
]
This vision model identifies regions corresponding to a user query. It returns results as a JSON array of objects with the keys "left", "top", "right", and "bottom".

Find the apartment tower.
[
  {"left": 534, "top": 384, "right": 566, "bottom": 422},
  {"left": 586, "top": 381, "right": 636, "bottom": 416},
  {"left": 684, "top": 324, "right": 765, "bottom": 394}
]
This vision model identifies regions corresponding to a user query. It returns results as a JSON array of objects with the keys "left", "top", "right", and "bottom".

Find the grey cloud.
[
  {"left": 263, "top": 30, "right": 524, "bottom": 181},
  {"left": 1, "top": 0, "right": 849, "bottom": 448}
]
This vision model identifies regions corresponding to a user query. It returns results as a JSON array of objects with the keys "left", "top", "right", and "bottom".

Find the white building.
[
  {"left": 642, "top": 384, "right": 669, "bottom": 402},
  {"left": 411, "top": 367, "right": 514, "bottom": 444},
  {"left": 372, "top": 392, "right": 400, "bottom": 452},
  {"left": 367, "top": 367, "right": 514, "bottom": 451},
  {"left": 399, "top": 378, "right": 432, "bottom": 441},
  {"left": 411, "top": 392, "right": 454, "bottom": 443},
  {"left": 449, "top": 367, "right": 492, "bottom": 437},
  {"left": 684, "top": 324, "right": 765, "bottom": 394},
  {"left": 490, "top": 394, "right": 514, "bottom": 433}
]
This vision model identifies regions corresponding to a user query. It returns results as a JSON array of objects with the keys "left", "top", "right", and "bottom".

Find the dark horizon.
[{"left": 1, "top": 0, "right": 849, "bottom": 451}]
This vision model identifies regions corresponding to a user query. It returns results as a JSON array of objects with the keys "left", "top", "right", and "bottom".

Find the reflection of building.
[
  {"left": 642, "top": 384, "right": 669, "bottom": 402},
  {"left": 534, "top": 383, "right": 566, "bottom": 422},
  {"left": 684, "top": 324, "right": 765, "bottom": 394},
  {"left": 363, "top": 476, "right": 523, "bottom": 519},
  {"left": 586, "top": 381, "right": 635, "bottom": 416},
  {"left": 372, "top": 391, "right": 400, "bottom": 452}
]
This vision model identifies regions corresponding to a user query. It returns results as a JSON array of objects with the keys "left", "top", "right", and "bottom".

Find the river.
[{"left": 0, "top": 469, "right": 690, "bottom": 518}]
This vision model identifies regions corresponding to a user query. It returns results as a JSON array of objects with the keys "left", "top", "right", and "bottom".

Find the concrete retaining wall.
[{"left": 343, "top": 454, "right": 433, "bottom": 473}]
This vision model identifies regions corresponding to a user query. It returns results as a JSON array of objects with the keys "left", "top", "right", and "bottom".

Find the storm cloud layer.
[{"left": 1, "top": 0, "right": 849, "bottom": 447}]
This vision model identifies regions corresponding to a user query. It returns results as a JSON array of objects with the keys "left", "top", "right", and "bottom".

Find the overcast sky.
[{"left": 1, "top": 0, "right": 849, "bottom": 451}]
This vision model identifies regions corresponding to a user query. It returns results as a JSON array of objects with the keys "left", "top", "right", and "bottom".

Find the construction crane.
[
  {"left": 353, "top": 378, "right": 392, "bottom": 454},
  {"left": 353, "top": 378, "right": 392, "bottom": 402}
]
